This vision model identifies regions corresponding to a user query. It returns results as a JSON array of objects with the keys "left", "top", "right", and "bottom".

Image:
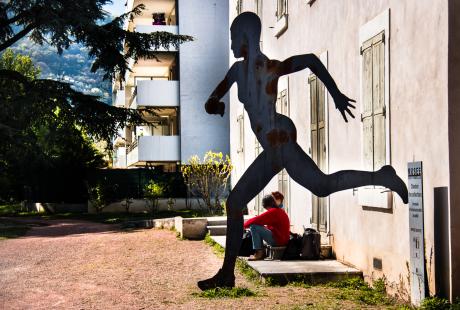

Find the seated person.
[
  {"left": 271, "top": 191, "right": 285, "bottom": 209},
  {"left": 243, "top": 195, "right": 290, "bottom": 260}
]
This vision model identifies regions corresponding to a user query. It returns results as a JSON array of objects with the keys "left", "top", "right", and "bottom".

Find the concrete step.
[
  {"left": 206, "top": 215, "right": 253, "bottom": 227},
  {"left": 207, "top": 219, "right": 227, "bottom": 226},
  {"left": 208, "top": 225, "right": 227, "bottom": 236},
  {"left": 209, "top": 235, "right": 362, "bottom": 285}
]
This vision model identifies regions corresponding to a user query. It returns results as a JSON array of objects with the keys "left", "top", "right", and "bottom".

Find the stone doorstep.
[
  {"left": 207, "top": 225, "right": 227, "bottom": 236},
  {"left": 210, "top": 235, "right": 362, "bottom": 285}
]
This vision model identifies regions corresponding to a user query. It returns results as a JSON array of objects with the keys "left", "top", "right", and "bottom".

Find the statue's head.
[{"left": 230, "top": 12, "right": 261, "bottom": 58}]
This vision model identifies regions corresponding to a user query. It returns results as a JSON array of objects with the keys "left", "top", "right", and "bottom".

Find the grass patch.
[
  {"left": 420, "top": 296, "right": 460, "bottom": 310},
  {"left": 203, "top": 233, "right": 261, "bottom": 283},
  {"left": 236, "top": 259, "right": 261, "bottom": 283},
  {"left": 204, "top": 233, "right": 225, "bottom": 257},
  {"left": 326, "top": 277, "right": 394, "bottom": 306},
  {"left": 288, "top": 280, "right": 312, "bottom": 289},
  {"left": 194, "top": 287, "right": 256, "bottom": 299}
]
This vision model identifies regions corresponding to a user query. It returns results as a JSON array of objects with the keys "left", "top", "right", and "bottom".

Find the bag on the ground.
[
  {"left": 281, "top": 232, "right": 302, "bottom": 260},
  {"left": 239, "top": 230, "right": 255, "bottom": 257},
  {"left": 300, "top": 228, "right": 321, "bottom": 260}
]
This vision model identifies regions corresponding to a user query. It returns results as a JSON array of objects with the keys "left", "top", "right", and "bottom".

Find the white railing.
[
  {"left": 137, "top": 80, "right": 179, "bottom": 107},
  {"left": 127, "top": 135, "right": 180, "bottom": 166}
]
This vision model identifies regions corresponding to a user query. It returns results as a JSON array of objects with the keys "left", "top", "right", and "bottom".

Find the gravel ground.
[{"left": 0, "top": 219, "right": 393, "bottom": 309}]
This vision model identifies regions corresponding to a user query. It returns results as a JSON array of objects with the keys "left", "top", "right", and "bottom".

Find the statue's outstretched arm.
[
  {"left": 279, "top": 54, "right": 356, "bottom": 122},
  {"left": 205, "top": 62, "right": 238, "bottom": 117}
]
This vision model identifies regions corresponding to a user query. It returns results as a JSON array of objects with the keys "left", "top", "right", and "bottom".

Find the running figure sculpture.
[{"left": 198, "top": 12, "right": 408, "bottom": 290}]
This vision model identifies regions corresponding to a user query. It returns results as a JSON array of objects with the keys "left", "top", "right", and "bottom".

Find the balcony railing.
[
  {"left": 137, "top": 80, "right": 179, "bottom": 107},
  {"left": 127, "top": 135, "right": 180, "bottom": 166}
]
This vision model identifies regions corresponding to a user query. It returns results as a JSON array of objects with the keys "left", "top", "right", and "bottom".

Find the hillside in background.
[{"left": 11, "top": 40, "right": 111, "bottom": 104}]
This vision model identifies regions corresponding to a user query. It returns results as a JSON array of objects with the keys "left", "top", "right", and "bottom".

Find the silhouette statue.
[{"left": 198, "top": 12, "right": 408, "bottom": 290}]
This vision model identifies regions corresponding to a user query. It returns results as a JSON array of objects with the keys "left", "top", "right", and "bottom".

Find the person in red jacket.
[{"left": 244, "top": 194, "right": 290, "bottom": 260}]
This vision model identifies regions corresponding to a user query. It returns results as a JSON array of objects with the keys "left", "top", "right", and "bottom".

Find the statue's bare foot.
[
  {"left": 378, "top": 165, "right": 409, "bottom": 204},
  {"left": 197, "top": 269, "right": 235, "bottom": 290}
]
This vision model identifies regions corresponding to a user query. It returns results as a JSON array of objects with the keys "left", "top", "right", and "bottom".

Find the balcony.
[
  {"left": 137, "top": 80, "right": 179, "bottom": 107},
  {"left": 127, "top": 135, "right": 180, "bottom": 166}
]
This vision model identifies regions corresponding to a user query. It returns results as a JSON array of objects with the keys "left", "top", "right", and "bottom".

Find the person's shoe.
[
  {"left": 197, "top": 269, "right": 235, "bottom": 291},
  {"left": 248, "top": 249, "right": 265, "bottom": 261},
  {"left": 378, "top": 165, "right": 409, "bottom": 204}
]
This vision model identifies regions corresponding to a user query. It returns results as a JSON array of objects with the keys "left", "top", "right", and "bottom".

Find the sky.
[{"left": 103, "top": 0, "right": 126, "bottom": 17}]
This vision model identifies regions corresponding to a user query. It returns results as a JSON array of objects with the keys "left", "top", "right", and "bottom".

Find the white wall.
[
  {"left": 228, "top": 0, "right": 450, "bottom": 298},
  {"left": 178, "top": 0, "right": 230, "bottom": 163}
]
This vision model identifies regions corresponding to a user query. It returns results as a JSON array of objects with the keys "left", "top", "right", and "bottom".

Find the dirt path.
[{"left": 0, "top": 219, "right": 392, "bottom": 309}]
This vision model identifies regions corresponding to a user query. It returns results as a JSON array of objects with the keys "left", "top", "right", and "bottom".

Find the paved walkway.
[{"left": 0, "top": 218, "right": 386, "bottom": 309}]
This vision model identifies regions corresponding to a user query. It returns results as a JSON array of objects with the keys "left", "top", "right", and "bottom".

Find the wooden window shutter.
[
  {"left": 317, "top": 80, "right": 327, "bottom": 230},
  {"left": 309, "top": 75, "right": 319, "bottom": 228},
  {"left": 309, "top": 76, "right": 318, "bottom": 165},
  {"left": 372, "top": 34, "right": 386, "bottom": 170},
  {"left": 361, "top": 40, "right": 374, "bottom": 171}
]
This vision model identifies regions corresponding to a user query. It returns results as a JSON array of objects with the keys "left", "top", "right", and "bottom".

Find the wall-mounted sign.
[{"left": 408, "top": 161, "right": 425, "bottom": 306}]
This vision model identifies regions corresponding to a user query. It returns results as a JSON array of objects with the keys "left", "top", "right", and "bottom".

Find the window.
[
  {"left": 309, "top": 75, "right": 327, "bottom": 231},
  {"left": 237, "top": 114, "right": 244, "bottom": 153},
  {"left": 276, "top": 89, "right": 290, "bottom": 215},
  {"left": 358, "top": 9, "right": 391, "bottom": 209},
  {"left": 361, "top": 31, "right": 386, "bottom": 171}
]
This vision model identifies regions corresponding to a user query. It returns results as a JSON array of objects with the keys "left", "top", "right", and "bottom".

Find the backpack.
[
  {"left": 300, "top": 228, "right": 321, "bottom": 260},
  {"left": 239, "top": 230, "right": 255, "bottom": 257},
  {"left": 281, "top": 232, "right": 302, "bottom": 260}
]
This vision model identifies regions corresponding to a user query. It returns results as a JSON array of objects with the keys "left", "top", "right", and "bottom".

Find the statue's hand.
[
  {"left": 333, "top": 92, "right": 356, "bottom": 122},
  {"left": 205, "top": 96, "right": 225, "bottom": 117}
]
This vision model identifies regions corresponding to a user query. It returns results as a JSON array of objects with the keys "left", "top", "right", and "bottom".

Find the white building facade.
[
  {"left": 229, "top": 0, "right": 460, "bottom": 303},
  {"left": 113, "top": 0, "right": 229, "bottom": 171}
]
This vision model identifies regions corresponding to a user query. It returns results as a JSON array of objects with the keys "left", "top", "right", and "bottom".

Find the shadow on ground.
[{"left": 0, "top": 217, "right": 128, "bottom": 238}]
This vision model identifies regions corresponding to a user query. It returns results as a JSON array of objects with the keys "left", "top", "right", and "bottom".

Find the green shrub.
[
  {"left": 144, "top": 180, "right": 165, "bottom": 215},
  {"left": 327, "top": 277, "right": 392, "bottom": 306},
  {"left": 87, "top": 183, "right": 119, "bottom": 213},
  {"left": 421, "top": 297, "right": 451, "bottom": 310},
  {"left": 181, "top": 151, "right": 232, "bottom": 215}
]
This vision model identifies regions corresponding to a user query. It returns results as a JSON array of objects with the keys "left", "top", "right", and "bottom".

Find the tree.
[
  {"left": 0, "top": 1, "right": 193, "bottom": 146},
  {"left": 181, "top": 152, "right": 233, "bottom": 215},
  {"left": 0, "top": 49, "right": 109, "bottom": 202},
  {"left": 144, "top": 180, "right": 165, "bottom": 215},
  {"left": 0, "top": 48, "right": 40, "bottom": 79}
]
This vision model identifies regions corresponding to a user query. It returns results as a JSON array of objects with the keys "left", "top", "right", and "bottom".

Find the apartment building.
[
  {"left": 112, "top": 0, "right": 229, "bottom": 171},
  {"left": 229, "top": 0, "right": 460, "bottom": 302}
]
